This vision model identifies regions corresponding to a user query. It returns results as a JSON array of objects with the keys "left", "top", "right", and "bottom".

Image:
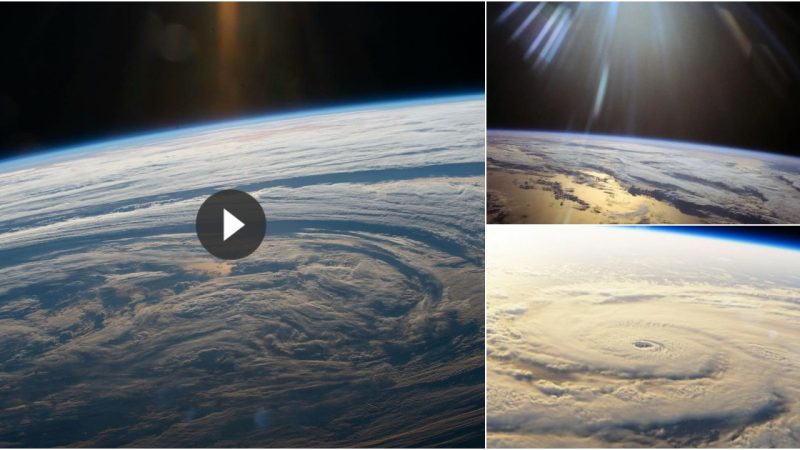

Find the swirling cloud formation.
[
  {"left": 487, "top": 227, "right": 800, "bottom": 447},
  {"left": 0, "top": 97, "right": 485, "bottom": 447}
]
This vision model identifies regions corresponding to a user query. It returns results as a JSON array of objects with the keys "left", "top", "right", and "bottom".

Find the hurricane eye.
[{"left": 632, "top": 339, "right": 660, "bottom": 350}]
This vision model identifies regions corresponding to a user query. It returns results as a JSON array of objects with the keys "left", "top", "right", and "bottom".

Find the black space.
[
  {"left": 488, "top": 2, "right": 800, "bottom": 157},
  {"left": 0, "top": 2, "right": 484, "bottom": 160}
]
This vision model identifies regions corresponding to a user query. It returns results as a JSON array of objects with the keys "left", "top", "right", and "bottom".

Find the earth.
[
  {"left": 487, "top": 227, "right": 800, "bottom": 447},
  {"left": 487, "top": 130, "right": 800, "bottom": 224},
  {"left": 0, "top": 96, "right": 485, "bottom": 447}
]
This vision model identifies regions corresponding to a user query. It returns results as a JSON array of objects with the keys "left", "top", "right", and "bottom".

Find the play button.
[
  {"left": 196, "top": 190, "right": 266, "bottom": 260},
  {"left": 223, "top": 209, "right": 244, "bottom": 241}
]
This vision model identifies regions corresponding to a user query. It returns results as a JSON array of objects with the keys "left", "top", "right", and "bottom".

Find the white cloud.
[
  {"left": 488, "top": 227, "right": 800, "bottom": 447},
  {"left": 0, "top": 98, "right": 485, "bottom": 447}
]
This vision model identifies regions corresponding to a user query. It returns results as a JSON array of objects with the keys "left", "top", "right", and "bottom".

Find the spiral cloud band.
[
  {"left": 0, "top": 97, "right": 485, "bottom": 447},
  {"left": 487, "top": 227, "right": 800, "bottom": 447}
]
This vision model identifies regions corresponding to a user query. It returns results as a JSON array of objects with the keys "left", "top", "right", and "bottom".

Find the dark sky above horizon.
[
  {"left": 488, "top": 2, "right": 800, "bottom": 157},
  {"left": 0, "top": 2, "right": 484, "bottom": 160},
  {"left": 649, "top": 226, "right": 800, "bottom": 250}
]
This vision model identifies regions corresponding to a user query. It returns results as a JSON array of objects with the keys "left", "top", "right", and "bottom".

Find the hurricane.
[{"left": 487, "top": 226, "right": 800, "bottom": 447}]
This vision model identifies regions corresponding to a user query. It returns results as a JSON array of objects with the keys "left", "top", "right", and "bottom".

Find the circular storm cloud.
[{"left": 487, "top": 227, "right": 800, "bottom": 448}]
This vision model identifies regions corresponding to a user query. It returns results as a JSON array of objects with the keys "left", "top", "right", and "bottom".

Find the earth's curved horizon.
[
  {"left": 487, "top": 130, "right": 800, "bottom": 224},
  {"left": 0, "top": 94, "right": 483, "bottom": 172},
  {"left": 0, "top": 96, "right": 486, "bottom": 447}
]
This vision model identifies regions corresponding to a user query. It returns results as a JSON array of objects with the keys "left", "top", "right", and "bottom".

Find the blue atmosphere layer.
[
  {"left": 1, "top": 92, "right": 484, "bottom": 171},
  {"left": 639, "top": 226, "right": 800, "bottom": 252}
]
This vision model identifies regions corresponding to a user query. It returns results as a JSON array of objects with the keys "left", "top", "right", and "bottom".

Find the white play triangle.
[{"left": 223, "top": 208, "right": 245, "bottom": 241}]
